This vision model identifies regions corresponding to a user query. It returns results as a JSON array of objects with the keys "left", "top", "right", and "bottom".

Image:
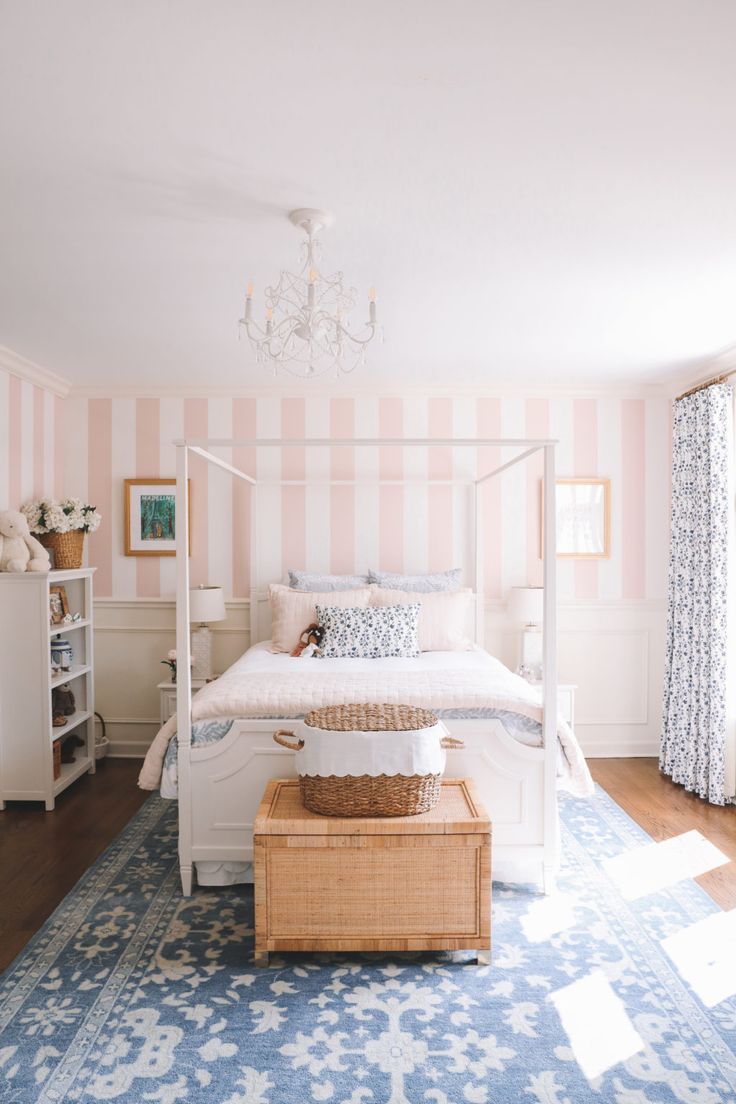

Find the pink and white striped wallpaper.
[
  {"left": 61, "top": 393, "right": 672, "bottom": 603},
  {"left": 0, "top": 366, "right": 64, "bottom": 512}
]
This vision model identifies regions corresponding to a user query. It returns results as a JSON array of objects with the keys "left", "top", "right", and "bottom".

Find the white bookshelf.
[{"left": 0, "top": 568, "right": 96, "bottom": 810}]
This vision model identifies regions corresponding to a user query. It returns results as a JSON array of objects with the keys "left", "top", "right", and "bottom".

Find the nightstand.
[
  {"left": 529, "top": 682, "right": 577, "bottom": 729},
  {"left": 157, "top": 678, "right": 212, "bottom": 725},
  {"left": 556, "top": 685, "right": 577, "bottom": 728}
]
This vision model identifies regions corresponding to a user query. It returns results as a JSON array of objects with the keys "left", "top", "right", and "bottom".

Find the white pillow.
[
  {"left": 370, "top": 587, "right": 475, "bottom": 651},
  {"left": 368, "top": 568, "right": 461, "bottom": 592},
  {"left": 269, "top": 584, "right": 371, "bottom": 653},
  {"left": 316, "top": 603, "right": 420, "bottom": 659},
  {"left": 288, "top": 570, "right": 370, "bottom": 591}
]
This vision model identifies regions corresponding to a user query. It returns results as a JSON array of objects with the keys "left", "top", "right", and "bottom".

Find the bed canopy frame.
[{"left": 173, "top": 436, "right": 558, "bottom": 895}]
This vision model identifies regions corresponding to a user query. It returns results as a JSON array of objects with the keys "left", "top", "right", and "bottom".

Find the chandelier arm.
[
  {"left": 333, "top": 322, "right": 377, "bottom": 347},
  {"left": 242, "top": 319, "right": 267, "bottom": 341}
]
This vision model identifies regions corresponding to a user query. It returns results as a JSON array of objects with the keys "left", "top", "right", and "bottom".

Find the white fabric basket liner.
[{"left": 289, "top": 719, "right": 450, "bottom": 778}]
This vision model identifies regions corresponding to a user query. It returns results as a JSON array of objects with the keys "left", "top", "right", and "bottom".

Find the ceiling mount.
[{"left": 288, "top": 207, "right": 334, "bottom": 237}]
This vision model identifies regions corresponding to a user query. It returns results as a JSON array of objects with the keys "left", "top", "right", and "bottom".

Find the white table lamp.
[
  {"left": 507, "top": 586, "right": 544, "bottom": 679},
  {"left": 189, "top": 585, "right": 226, "bottom": 680}
]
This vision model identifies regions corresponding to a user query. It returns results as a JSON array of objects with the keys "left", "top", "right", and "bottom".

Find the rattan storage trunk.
[
  {"left": 272, "top": 702, "right": 462, "bottom": 817},
  {"left": 253, "top": 777, "right": 491, "bottom": 967}
]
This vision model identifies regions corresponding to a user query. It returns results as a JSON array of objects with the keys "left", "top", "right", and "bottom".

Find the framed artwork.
[
  {"left": 542, "top": 478, "right": 611, "bottom": 558},
  {"left": 124, "top": 479, "right": 191, "bottom": 557},
  {"left": 49, "top": 585, "right": 69, "bottom": 624}
]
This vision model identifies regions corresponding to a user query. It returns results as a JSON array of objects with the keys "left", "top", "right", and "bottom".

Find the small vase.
[{"left": 171, "top": 670, "right": 176, "bottom": 684}]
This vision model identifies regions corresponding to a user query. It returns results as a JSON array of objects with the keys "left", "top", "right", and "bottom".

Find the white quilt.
[{"left": 139, "top": 643, "right": 593, "bottom": 795}]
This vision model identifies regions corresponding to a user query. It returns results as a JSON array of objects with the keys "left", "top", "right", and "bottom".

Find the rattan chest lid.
[
  {"left": 255, "top": 778, "right": 490, "bottom": 835},
  {"left": 303, "top": 703, "right": 438, "bottom": 732}
]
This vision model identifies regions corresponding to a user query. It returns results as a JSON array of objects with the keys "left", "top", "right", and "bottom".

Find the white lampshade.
[
  {"left": 507, "top": 586, "right": 544, "bottom": 626},
  {"left": 189, "top": 585, "right": 226, "bottom": 624}
]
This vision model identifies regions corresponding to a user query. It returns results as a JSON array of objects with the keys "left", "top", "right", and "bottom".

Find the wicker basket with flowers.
[{"left": 21, "top": 498, "right": 102, "bottom": 569}]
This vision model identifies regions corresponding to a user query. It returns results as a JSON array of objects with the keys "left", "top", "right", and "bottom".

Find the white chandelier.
[{"left": 239, "top": 208, "right": 378, "bottom": 378}]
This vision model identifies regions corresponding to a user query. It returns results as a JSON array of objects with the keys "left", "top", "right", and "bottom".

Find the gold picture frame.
[
  {"left": 49, "top": 585, "right": 69, "bottom": 624},
  {"left": 124, "top": 478, "right": 192, "bottom": 557},
  {"left": 541, "top": 477, "right": 611, "bottom": 559}
]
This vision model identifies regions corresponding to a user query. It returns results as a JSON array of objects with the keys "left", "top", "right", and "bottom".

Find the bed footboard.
[{"left": 185, "top": 717, "right": 557, "bottom": 890}]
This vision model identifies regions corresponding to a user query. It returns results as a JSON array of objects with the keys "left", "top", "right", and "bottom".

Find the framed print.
[
  {"left": 542, "top": 478, "right": 611, "bottom": 558},
  {"left": 49, "top": 585, "right": 69, "bottom": 624},
  {"left": 124, "top": 479, "right": 191, "bottom": 557}
]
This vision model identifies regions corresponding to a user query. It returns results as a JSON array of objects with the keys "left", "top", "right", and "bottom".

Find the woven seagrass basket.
[
  {"left": 272, "top": 702, "right": 463, "bottom": 818},
  {"left": 39, "top": 530, "right": 85, "bottom": 570}
]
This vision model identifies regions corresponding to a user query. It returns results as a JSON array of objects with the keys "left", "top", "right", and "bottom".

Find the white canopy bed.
[{"left": 145, "top": 435, "right": 587, "bottom": 896}]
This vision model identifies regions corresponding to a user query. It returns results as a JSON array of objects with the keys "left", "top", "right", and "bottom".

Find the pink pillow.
[
  {"left": 269, "top": 583, "right": 372, "bottom": 653},
  {"left": 370, "top": 587, "right": 475, "bottom": 651}
]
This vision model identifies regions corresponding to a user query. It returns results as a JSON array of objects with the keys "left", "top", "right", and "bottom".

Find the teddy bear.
[{"left": 0, "top": 509, "right": 51, "bottom": 573}]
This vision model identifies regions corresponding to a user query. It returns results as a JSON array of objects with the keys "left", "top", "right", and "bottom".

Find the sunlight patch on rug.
[
  {"left": 601, "top": 828, "right": 730, "bottom": 900},
  {"left": 549, "top": 970, "right": 644, "bottom": 1080},
  {"left": 662, "top": 907, "right": 736, "bottom": 1008},
  {"left": 519, "top": 892, "right": 577, "bottom": 944}
]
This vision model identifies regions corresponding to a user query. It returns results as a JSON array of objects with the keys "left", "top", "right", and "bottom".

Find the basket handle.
[
  {"left": 440, "top": 736, "right": 465, "bottom": 749},
  {"left": 273, "top": 729, "right": 305, "bottom": 752}
]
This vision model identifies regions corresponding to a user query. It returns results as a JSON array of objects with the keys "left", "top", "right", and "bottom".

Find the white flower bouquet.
[
  {"left": 22, "top": 498, "right": 102, "bottom": 535},
  {"left": 21, "top": 498, "right": 102, "bottom": 569}
]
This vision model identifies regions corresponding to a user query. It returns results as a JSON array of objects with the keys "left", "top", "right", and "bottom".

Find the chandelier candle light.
[{"left": 240, "top": 208, "right": 378, "bottom": 378}]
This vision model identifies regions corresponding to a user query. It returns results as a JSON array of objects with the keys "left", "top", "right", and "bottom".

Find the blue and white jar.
[{"left": 50, "top": 638, "right": 74, "bottom": 673}]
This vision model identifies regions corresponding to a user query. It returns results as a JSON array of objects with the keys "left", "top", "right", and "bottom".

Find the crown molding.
[
  {"left": 0, "top": 345, "right": 71, "bottom": 398},
  {"left": 666, "top": 341, "right": 736, "bottom": 397},
  {"left": 68, "top": 379, "right": 675, "bottom": 400}
]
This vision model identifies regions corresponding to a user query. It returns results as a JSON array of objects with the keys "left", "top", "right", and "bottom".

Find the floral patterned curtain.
[{"left": 660, "top": 383, "right": 733, "bottom": 805}]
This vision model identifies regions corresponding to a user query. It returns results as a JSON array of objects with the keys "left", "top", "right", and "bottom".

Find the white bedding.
[{"left": 139, "top": 642, "right": 593, "bottom": 796}]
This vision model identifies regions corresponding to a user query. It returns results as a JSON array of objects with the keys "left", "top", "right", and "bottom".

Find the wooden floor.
[
  {"left": 0, "top": 759, "right": 148, "bottom": 973},
  {"left": 590, "top": 758, "right": 736, "bottom": 911},
  {"left": 0, "top": 757, "right": 734, "bottom": 975}
]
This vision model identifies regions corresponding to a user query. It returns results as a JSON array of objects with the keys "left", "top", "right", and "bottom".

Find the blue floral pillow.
[{"left": 315, "top": 603, "right": 420, "bottom": 659}]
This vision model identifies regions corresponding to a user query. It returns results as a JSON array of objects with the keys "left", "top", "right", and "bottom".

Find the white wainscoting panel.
[
  {"left": 95, "top": 598, "right": 666, "bottom": 759},
  {"left": 95, "top": 600, "right": 249, "bottom": 757}
]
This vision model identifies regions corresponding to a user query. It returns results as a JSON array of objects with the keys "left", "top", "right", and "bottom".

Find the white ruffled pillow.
[
  {"left": 368, "top": 568, "right": 461, "bottom": 592},
  {"left": 370, "top": 587, "right": 475, "bottom": 651},
  {"left": 269, "top": 584, "right": 371, "bottom": 653},
  {"left": 316, "top": 603, "right": 420, "bottom": 659}
]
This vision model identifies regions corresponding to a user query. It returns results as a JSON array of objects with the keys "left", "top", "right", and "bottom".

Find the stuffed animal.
[
  {"left": 52, "top": 684, "right": 76, "bottom": 727},
  {"left": 291, "top": 623, "right": 325, "bottom": 658},
  {"left": 0, "top": 509, "right": 50, "bottom": 573},
  {"left": 60, "top": 734, "right": 84, "bottom": 763}
]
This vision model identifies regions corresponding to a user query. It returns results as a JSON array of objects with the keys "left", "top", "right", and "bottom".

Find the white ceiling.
[{"left": 1, "top": 0, "right": 735, "bottom": 392}]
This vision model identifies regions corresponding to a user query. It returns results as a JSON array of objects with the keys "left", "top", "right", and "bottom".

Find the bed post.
[
  {"left": 250, "top": 480, "right": 259, "bottom": 645},
  {"left": 473, "top": 480, "right": 484, "bottom": 647},
  {"left": 542, "top": 443, "right": 558, "bottom": 894},
  {"left": 175, "top": 443, "right": 193, "bottom": 896}
]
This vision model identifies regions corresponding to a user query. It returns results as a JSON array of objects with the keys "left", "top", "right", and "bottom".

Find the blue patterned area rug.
[{"left": 1, "top": 790, "right": 735, "bottom": 1104}]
